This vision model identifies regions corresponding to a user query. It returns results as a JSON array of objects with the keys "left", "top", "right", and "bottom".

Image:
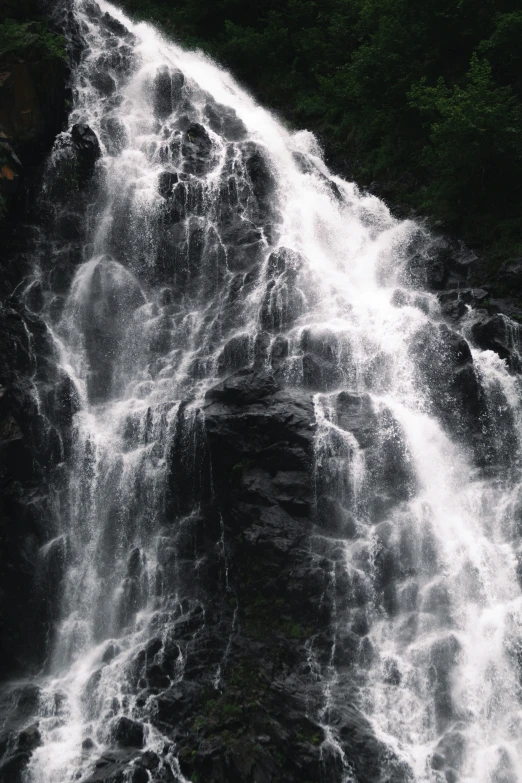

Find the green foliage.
[
  {"left": 0, "top": 19, "right": 66, "bottom": 60},
  {"left": 409, "top": 54, "right": 522, "bottom": 222},
  {"left": 116, "top": 0, "right": 522, "bottom": 262}
]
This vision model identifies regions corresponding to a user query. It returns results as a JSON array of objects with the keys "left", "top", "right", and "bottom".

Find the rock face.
[
  {"left": 71, "top": 122, "right": 101, "bottom": 178},
  {"left": 0, "top": 304, "right": 78, "bottom": 679},
  {"left": 168, "top": 369, "right": 329, "bottom": 782},
  {"left": 0, "top": 1, "right": 81, "bottom": 686},
  {"left": 66, "top": 367, "right": 406, "bottom": 783},
  {"left": 3, "top": 3, "right": 522, "bottom": 783}
]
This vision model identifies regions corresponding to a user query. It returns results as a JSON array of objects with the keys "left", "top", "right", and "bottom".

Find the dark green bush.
[{"left": 0, "top": 19, "right": 66, "bottom": 61}]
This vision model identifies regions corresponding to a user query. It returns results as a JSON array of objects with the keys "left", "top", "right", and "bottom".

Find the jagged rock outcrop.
[
  {"left": 76, "top": 367, "right": 412, "bottom": 783},
  {"left": 0, "top": 304, "right": 78, "bottom": 679},
  {"left": 0, "top": 2, "right": 82, "bottom": 700}
]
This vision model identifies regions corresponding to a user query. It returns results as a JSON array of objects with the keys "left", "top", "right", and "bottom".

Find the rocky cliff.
[{"left": 1, "top": 3, "right": 522, "bottom": 783}]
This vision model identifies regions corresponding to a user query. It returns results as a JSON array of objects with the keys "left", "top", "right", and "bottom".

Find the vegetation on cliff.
[
  {"left": 0, "top": 3, "right": 67, "bottom": 230},
  {"left": 117, "top": 0, "right": 522, "bottom": 268},
  {"left": 0, "top": 18, "right": 66, "bottom": 61}
]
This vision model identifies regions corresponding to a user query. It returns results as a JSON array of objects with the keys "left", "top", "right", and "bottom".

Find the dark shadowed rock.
[
  {"left": 153, "top": 66, "right": 185, "bottom": 119},
  {"left": 471, "top": 313, "right": 522, "bottom": 368},
  {"left": 83, "top": 749, "right": 141, "bottom": 782},
  {"left": 91, "top": 68, "right": 116, "bottom": 95},
  {"left": 111, "top": 717, "right": 144, "bottom": 748},
  {"left": 71, "top": 123, "right": 101, "bottom": 164},
  {"left": 100, "top": 12, "right": 133, "bottom": 39},
  {"left": 71, "top": 123, "right": 101, "bottom": 183},
  {"left": 158, "top": 171, "right": 179, "bottom": 199},
  {"left": 181, "top": 123, "right": 214, "bottom": 176},
  {"left": 204, "top": 100, "right": 247, "bottom": 141}
]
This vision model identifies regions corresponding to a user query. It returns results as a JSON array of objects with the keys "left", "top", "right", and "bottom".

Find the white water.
[{"left": 20, "top": 0, "right": 522, "bottom": 780}]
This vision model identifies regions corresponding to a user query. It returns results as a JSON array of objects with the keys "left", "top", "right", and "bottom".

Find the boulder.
[
  {"left": 204, "top": 100, "right": 247, "bottom": 141},
  {"left": 91, "top": 69, "right": 116, "bottom": 95},
  {"left": 471, "top": 313, "right": 522, "bottom": 368},
  {"left": 100, "top": 12, "right": 133, "bottom": 39},
  {"left": 111, "top": 717, "right": 144, "bottom": 748},
  {"left": 71, "top": 123, "right": 101, "bottom": 165},
  {"left": 71, "top": 123, "right": 101, "bottom": 184}
]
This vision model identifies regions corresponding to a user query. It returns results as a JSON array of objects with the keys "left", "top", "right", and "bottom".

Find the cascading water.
[{"left": 7, "top": 0, "right": 522, "bottom": 781}]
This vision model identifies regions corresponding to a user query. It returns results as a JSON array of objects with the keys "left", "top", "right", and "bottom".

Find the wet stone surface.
[{"left": 2, "top": 1, "right": 522, "bottom": 782}]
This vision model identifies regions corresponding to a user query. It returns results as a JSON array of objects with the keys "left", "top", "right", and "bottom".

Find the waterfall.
[{"left": 6, "top": 0, "right": 522, "bottom": 781}]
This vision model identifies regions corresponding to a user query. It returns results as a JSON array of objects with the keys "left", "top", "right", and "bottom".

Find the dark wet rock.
[
  {"left": 17, "top": 724, "right": 41, "bottom": 752},
  {"left": 95, "top": 45, "right": 134, "bottom": 75},
  {"left": 410, "top": 322, "right": 488, "bottom": 459},
  {"left": 405, "top": 239, "right": 476, "bottom": 293},
  {"left": 0, "top": 751, "right": 33, "bottom": 783},
  {"left": 440, "top": 297, "right": 468, "bottom": 321},
  {"left": 71, "top": 123, "right": 101, "bottom": 183},
  {"left": 429, "top": 634, "right": 461, "bottom": 731},
  {"left": 111, "top": 717, "right": 145, "bottom": 748},
  {"left": 71, "top": 123, "right": 101, "bottom": 163},
  {"left": 151, "top": 368, "right": 324, "bottom": 780},
  {"left": 434, "top": 730, "right": 467, "bottom": 771},
  {"left": 471, "top": 313, "right": 522, "bottom": 368},
  {"left": 316, "top": 392, "right": 414, "bottom": 532},
  {"left": 407, "top": 251, "right": 447, "bottom": 290},
  {"left": 0, "top": 713, "right": 41, "bottom": 783},
  {"left": 272, "top": 470, "right": 312, "bottom": 517},
  {"left": 91, "top": 68, "right": 116, "bottom": 95},
  {"left": 166, "top": 404, "right": 211, "bottom": 518},
  {"left": 220, "top": 214, "right": 265, "bottom": 272},
  {"left": 300, "top": 327, "right": 343, "bottom": 391},
  {"left": 336, "top": 705, "right": 413, "bottom": 783},
  {"left": 217, "top": 334, "right": 251, "bottom": 375},
  {"left": 438, "top": 288, "right": 489, "bottom": 310},
  {"left": 54, "top": 209, "right": 84, "bottom": 241},
  {"left": 100, "top": 12, "right": 133, "bottom": 39},
  {"left": 37, "top": 534, "right": 68, "bottom": 618},
  {"left": 181, "top": 123, "right": 214, "bottom": 176},
  {"left": 335, "top": 392, "right": 377, "bottom": 448},
  {"left": 204, "top": 100, "right": 247, "bottom": 141},
  {"left": 158, "top": 171, "right": 179, "bottom": 199},
  {"left": 153, "top": 66, "right": 185, "bottom": 119},
  {"left": 270, "top": 334, "right": 289, "bottom": 373},
  {"left": 0, "top": 304, "right": 74, "bottom": 677},
  {"left": 102, "top": 642, "right": 120, "bottom": 664},
  {"left": 0, "top": 41, "right": 67, "bottom": 163},
  {"left": 138, "top": 750, "right": 160, "bottom": 770},
  {"left": 24, "top": 280, "right": 45, "bottom": 313},
  {"left": 242, "top": 143, "right": 277, "bottom": 228}
]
